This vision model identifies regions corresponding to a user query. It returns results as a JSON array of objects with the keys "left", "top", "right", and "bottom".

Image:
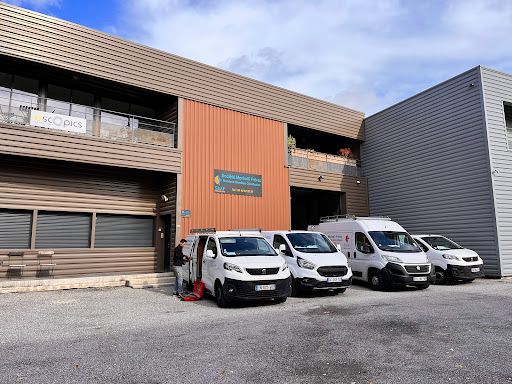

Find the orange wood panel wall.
[{"left": 182, "top": 100, "right": 290, "bottom": 235}]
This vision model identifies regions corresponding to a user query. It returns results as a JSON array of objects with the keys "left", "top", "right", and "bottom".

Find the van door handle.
[
  {"left": 347, "top": 252, "right": 350, "bottom": 258},
  {"left": 354, "top": 252, "right": 357, "bottom": 259}
]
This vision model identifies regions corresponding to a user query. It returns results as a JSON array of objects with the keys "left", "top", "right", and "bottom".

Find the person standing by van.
[{"left": 173, "top": 239, "right": 188, "bottom": 295}]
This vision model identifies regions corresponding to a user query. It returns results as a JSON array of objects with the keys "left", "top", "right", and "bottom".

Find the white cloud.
[{"left": 115, "top": 0, "right": 512, "bottom": 115}]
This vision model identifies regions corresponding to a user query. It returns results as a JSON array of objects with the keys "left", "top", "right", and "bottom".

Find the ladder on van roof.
[{"left": 319, "top": 215, "right": 391, "bottom": 222}]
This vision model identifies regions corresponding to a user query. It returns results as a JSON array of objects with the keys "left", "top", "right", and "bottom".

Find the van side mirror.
[
  {"left": 206, "top": 250, "right": 215, "bottom": 258},
  {"left": 362, "top": 244, "right": 372, "bottom": 254},
  {"left": 279, "top": 244, "right": 292, "bottom": 256}
]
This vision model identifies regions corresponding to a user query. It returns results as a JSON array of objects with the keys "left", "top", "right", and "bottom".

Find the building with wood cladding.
[{"left": 0, "top": 3, "right": 368, "bottom": 279}]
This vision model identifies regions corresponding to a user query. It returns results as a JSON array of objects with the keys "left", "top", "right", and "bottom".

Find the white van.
[
  {"left": 309, "top": 216, "right": 435, "bottom": 290},
  {"left": 182, "top": 229, "right": 292, "bottom": 307},
  {"left": 411, "top": 234, "right": 485, "bottom": 284},
  {"left": 262, "top": 230, "right": 352, "bottom": 295}
]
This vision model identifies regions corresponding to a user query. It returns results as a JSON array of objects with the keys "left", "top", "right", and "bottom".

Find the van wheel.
[
  {"left": 215, "top": 282, "right": 229, "bottom": 308},
  {"left": 416, "top": 283, "right": 430, "bottom": 290},
  {"left": 435, "top": 267, "right": 447, "bottom": 285},
  {"left": 369, "top": 270, "right": 384, "bottom": 291}
]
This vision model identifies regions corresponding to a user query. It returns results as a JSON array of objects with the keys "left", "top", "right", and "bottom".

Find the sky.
[{"left": 6, "top": 0, "right": 512, "bottom": 116}]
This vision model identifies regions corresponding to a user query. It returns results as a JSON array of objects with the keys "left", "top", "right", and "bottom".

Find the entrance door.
[
  {"left": 290, "top": 187, "right": 346, "bottom": 229},
  {"left": 163, "top": 215, "right": 175, "bottom": 272}
]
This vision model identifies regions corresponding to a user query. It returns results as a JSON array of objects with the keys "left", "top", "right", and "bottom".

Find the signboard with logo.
[
  {"left": 181, "top": 210, "right": 191, "bottom": 218},
  {"left": 30, "top": 110, "right": 87, "bottom": 134},
  {"left": 214, "top": 169, "right": 262, "bottom": 197}
]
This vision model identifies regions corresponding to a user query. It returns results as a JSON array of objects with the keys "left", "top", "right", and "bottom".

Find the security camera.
[
  {"left": 161, "top": 195, "right": 169, "bottom": 202},
  {"left": 318, "top": 175, "right": 324, "bottom": 181}
]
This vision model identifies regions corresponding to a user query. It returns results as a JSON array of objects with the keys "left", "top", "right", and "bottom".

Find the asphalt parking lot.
[{"left": 1, "top": 278, "right": 511, "bottom": 384}]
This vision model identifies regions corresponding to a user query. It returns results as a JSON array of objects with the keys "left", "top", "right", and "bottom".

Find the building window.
[
  {"left": 504, "top": 102, "right": 512, "bottom": 149},
  {"left": 0, "top": 209, "right": 32, "bottom": 249},
  {"left": 35, "top": 211, "right": 92, "bottom": 249},
  {"left": 95, "top": 214, "right": 154, "bottom": 248}
]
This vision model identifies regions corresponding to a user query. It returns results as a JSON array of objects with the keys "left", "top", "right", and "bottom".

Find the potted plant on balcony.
[
  {"left": 336, "top": 147, "right": 355, "bottom": 165},
  {"left": 288, "top": 134, "right": 296, "bottom": 154}
]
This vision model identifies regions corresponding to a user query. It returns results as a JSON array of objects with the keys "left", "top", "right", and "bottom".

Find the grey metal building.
[{"left": 363, "top": 66, "right": 512, "bottom": 277}]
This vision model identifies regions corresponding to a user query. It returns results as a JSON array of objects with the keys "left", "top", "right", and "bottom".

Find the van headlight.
[
  {"left": 223, "top": 262, "right": 243, "bottom": 273},
  {"left": 297, "top": 257, "right": 316, "bottom": 270},
  {"left": 281, "top": 263, "right": 288, "bottom": 271},
  {"left": 382, "top": 255, "right": 403, "bottom": 263},
  {"left": 442, "top": 254, "right": 460, "bottom": 261}
]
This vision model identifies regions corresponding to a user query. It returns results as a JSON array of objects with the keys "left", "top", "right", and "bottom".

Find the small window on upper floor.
[{"left": 504, "top": 102, "right": 512, "bottom": 149}]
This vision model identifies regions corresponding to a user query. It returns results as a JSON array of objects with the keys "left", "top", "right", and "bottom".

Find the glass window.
[
  {"left": 36, "top": 212, "right": 91, "bottom": 249},
  {"left": 95, "top": 214, "right": 154, "bottom": 248},
  {"left": 273, "top": 234, "right": 290, "bottom": 251},
  {"left": 355, "top": 232, "right": 374, "bottom": 253},
  {"left": 414, "top": 239, "right": 430, "bottom": 252},
  {"left": 48, "top": 84, "right": 71, "bottom": 102},
  {"left": 286, "top": 232, "right": 337, "bottom": 253},
  {"left": 102, "top": 97, "right": 129, "bottom": 114},
  {"left": 131, "top": 104, "right": 156, "bottom": 119},
  {"left": 206, "top": 237, "right": 217, "bottom": 256},
  {"left": 420, "top": 236, "right": 463, "bottom": 251},
  {"left": 12, "top": 75, "right": 38, "bottom": 95},
  {"left": 219, "top": 237, "right": 277, "bottom": 257},
  {"left": 368, "top": 231, "right": 421, "bottom": 253},
  {"left": 72, "top": 90, "right": 94, "bottom": 107},
  {"left": 0, "top": 209, "right": 32, "bottom": 249}
]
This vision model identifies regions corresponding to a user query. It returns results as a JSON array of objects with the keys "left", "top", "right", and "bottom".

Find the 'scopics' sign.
[
  {"left": 214, "top": 169, "right": 262, "bottom": 197},
  {"left": 30, "top": 110, "right": 87, "bottom": 134}
]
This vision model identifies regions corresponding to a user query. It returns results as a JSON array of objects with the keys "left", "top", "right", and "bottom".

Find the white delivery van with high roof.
[
  {"left": 262, "top": 230, "right": 352, "bottom": 295},
  {"left": 411, "top": 234, "right": 485, "bottom": 284},
  {"left": 309, "top": 216, "right": 435, "bottom": 290},
  {"left": 182, "top": 228, "right": 292, "bottom": 307}
]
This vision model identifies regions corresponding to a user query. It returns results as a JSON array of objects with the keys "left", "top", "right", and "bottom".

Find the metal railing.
[
  {"left": 288, "top": 148, "right": 362, "bottom": 176},
  {"left": 0, "top": 90, "right": 176, "bottom": 148}
]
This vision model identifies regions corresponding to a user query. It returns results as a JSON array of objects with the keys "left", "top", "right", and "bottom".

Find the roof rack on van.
[
  {"left": 319, "top": 215, "right": 391, "bottom": 222},
  {"left": 190, "top": 228, "right": 216, "bottom": 234},
  {"left": 228, "top": 228, "right": 261, "bottom": 232}
]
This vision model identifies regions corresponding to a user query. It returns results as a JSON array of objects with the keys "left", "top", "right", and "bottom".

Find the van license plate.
[
  {"left": 471, "top": 267, "right": 480, "bottom": 273},
  {"left": 327, "top": 277, "right": 342, "bottom": 283},
  {"left": 413, "top": 276, "right": 427, "bottom": 282},
  {"left": 255, "top": 284, "right": 276, "bottom": 291}
]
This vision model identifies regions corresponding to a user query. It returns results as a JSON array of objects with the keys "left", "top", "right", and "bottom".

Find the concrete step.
[
  {"left": 126, "top": 277, "right": 174, "bottom": 288},
  {"left": 0, "top": 272, "right": 174, "bottom": 294},
  {"left": 129, "top": 282, "right": 174, "bottom": 289}
]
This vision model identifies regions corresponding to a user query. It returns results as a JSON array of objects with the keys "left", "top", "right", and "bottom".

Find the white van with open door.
[
  {"left": 309, "top": 216, "right": 435, "bottom": 290},
  {"left": 262, "top": 230, "right": 352, "bottom": 295},
  {"left": 182, "top": 229, "right": 292, "bottom": 307}
]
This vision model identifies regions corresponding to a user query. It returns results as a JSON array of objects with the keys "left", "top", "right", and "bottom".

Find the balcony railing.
[
  {"left": 0, "top": 90, "right": 175, "bottom": 148},
  {"left": 289, "top": 148, "right": 363, "bottom": 176}
]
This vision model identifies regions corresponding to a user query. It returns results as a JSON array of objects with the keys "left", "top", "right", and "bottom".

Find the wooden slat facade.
[
  {"left": 0, "top": 123, "right": 181, "bottom": 173},
  {"left": 0, "top": 155, "right": 176, "bottom": 278},
  {"left": 0, "top": 3, "right": 365, "bottom": 140},
  {"left": 288, "top": 167, "right": 369, "bottom": 216}
]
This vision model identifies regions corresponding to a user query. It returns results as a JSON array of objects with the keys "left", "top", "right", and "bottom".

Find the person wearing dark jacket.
[{"left": 173, "top": 239, "right": 188, "bottom": 295}]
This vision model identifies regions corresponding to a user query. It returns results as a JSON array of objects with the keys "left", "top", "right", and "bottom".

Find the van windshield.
[
  {"left": 368, "top": 231, "right": 422, "bottom": 253},
  {"left": 421, "top": 236, "right": 463, "bottom": 250},
  {"left": 286, "top": 233, "right": 337, "bottom": 253},
  {"left": 219, "top": 237, "right": 277, "bottom": 257}
]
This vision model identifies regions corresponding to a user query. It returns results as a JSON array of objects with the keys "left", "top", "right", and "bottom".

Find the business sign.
[
  {"left": 30, "top": 110, "right": 87, "bottom": 134},
  {"left": 181, "top": 210, "right": 191, "bottom": 218},
  {"left": 214, "top": 169, "right": 262, "bottom": 197}
]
